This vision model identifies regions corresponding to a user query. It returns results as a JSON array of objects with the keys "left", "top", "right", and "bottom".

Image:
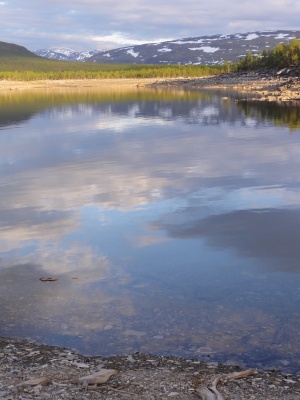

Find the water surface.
[{"left": 1, "top": 88, "right": 300, "bottom": 373}]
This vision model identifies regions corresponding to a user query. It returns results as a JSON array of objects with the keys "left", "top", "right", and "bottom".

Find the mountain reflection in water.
[{"left": 0, "top": 88, "right": 300, "bottom": 373}]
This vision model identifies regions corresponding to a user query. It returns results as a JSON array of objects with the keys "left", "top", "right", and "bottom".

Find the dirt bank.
[{"left": 1, "top": 337, "right": 300, "bottom": 399}]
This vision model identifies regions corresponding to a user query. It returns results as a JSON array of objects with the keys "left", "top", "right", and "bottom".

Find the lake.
[{"left": 1, "top": 87, "right": 300, "bottom": 373}]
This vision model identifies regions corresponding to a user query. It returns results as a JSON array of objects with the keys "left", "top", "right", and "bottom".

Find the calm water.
[{"left": 1, "top": 87, "right": 300, "bottom": 373}]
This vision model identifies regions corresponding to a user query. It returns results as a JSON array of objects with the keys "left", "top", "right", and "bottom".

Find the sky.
[{"left": 0, "top": 0, "right": 299, "bottom": 51}]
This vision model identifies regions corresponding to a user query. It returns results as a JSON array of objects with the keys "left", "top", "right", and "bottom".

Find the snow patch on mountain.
[
  {"left": 172, "top": 39, "right": 205, "bottom": 44},
  {"left": 189, "top": 46, "right": 220, "bottom": 53},
  {"left": 245, "top": 33, "right": 259, "bottom": 40},
  {"left": 34, "top": 47, "right": 102, "bottom": 61},
  {"left": 127, "top": 49, "right": 139, "bottom": 57},
  {"left": 157, "top": 47, "right": 172, "bottom": 52},
  {"left": 275, "top": 33, "right": 294, "bottom": 40},
  {"left": 52, "top": 48, "right": 74, "bottom": 56},
  {"left": 275, "top": 33, "right": 291, "bottom": 39}
]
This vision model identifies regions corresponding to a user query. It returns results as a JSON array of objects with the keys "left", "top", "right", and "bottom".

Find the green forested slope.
[{"left": 0, "top": 41, "right": 38, "bottom": 57}]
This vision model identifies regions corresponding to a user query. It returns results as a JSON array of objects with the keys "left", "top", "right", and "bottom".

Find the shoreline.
[
  {"left": 0, "top": 71, "right": 300, "bottom": 101},
  {"left": 1, "top": 336, "right": 300, "bottom": 399},
  {"left": 150, "top": 69, "right": 300, "bottom": 102},
  {"left": 0, "top": 78, "right": 167, "bottom": 92}
]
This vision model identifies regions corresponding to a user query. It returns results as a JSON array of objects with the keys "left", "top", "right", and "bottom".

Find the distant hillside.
[
  {"left": 88, "top": 30, "right": 300, "bottom": 65},
  {"left": 4, "top": 29, "right": 300, "bottom": 68},
  {"left": 0, "top": 41, "right": 38, "bottom": 57},
  {"left": 34, "top": 48, "right": 102, "bottom": 61}
]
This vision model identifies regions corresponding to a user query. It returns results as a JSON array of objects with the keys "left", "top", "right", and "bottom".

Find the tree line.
[
  {"left": 234, "top": 38, "right": 300, "bottom": 71},
  {"left": 0, "top": 56, "right": 222, "bottom": 81}
]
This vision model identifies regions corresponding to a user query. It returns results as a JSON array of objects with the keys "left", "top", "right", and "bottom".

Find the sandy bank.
[{"left": 0, "top": 78, "right": 166, "bottom": 92}]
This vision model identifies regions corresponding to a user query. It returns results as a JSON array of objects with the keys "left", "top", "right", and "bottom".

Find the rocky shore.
[
  {"left": 1, "top": 337, "right": 300, "bottom": 399},
  {"left": 150, "top": 67, "right": 300, "bottom": 102}
]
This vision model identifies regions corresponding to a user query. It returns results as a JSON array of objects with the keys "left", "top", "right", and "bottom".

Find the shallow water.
[{"left": 1, "top": 88, "right": 300, "bottom": 373}]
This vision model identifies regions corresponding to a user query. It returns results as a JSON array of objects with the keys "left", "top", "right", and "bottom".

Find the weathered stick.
[
  {"left": 196, "top": 369, "right": 256, "bottom": 400},
  {"left": 196, "top": 385, "right": 225, "bottom": 400},
  {"left": 86, "top": 385, "right": 139, "bottom": 396},
  {"left": 16, "top": 377, "right": 52, "bottom": 387},
  {"left": 223, "top": 368, "right": 256, "bottom": 380},
  {"left": 72, "top": 369, "right": 118, "bottom": 385}
]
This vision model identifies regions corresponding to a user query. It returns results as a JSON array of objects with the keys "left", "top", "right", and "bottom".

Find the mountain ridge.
[
  {"left": 33, "top": 30, "right": 300, "bottom": 65},
  {"left": 34, "top": 47, "right": 102, "bottom": 61},
  {"left": 2, "top": 30, "right": 300, "bottom": 66},
  {"left": 88, "top": 30, "right": 300, "bottom": 65}
]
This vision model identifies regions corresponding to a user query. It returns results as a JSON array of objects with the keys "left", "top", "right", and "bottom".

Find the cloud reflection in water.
[{"left": 0, "top": 89, "right": 300, "bottom": 370}]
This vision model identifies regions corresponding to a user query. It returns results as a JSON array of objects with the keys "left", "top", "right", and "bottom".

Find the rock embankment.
[
  {"left": 151, "top": 67, "right": 300, "bottom": 102},
  {"left": 1, "top": 337, "right": 300, "bottom": 399}
]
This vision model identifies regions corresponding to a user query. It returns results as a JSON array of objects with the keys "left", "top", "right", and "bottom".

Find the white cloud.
[
  {"left": 91, "top": 32, "right": 154, "bottom": 46},
  {"left": 0, "top": 0, "right": 300, "bottom": 50}
]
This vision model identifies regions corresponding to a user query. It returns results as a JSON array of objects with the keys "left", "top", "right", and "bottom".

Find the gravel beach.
[
  {"left": 1, "top": 337, "right": 300, "bottom": 400},
  {"left": 150, "top": 68, "right": 300, "bottom": 102}
]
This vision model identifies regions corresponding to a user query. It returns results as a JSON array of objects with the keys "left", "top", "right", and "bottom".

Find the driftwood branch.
[
  {"left": 196, "top": 369, "right": 256, "bottom": 400},
  {"left": 86, "top": 384, "right": 139, "bottom": 396},
  {"left": 16, "top": 377, "right": 52, "bottom": 387},
  {"left": 71, "top": 368, "right": 118, "bottom": 385}
]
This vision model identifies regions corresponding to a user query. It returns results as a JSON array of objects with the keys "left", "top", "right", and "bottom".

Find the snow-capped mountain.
[
  {"left": 34, "top": 30, "right": 300, "bottom": 65},
  {"left": 33, "top": 47, "right": 102, "bottom": 61},
  {"left": 88, "top": 30, "right": 300, "bottom": 65}
]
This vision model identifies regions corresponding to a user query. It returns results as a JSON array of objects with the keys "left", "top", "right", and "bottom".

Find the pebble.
[
  {"left": 39, "top": 394, "right": 51, "bottom": 399},
  {"left": 104, "top": 325, "right": 113, "bottom": 331}
]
